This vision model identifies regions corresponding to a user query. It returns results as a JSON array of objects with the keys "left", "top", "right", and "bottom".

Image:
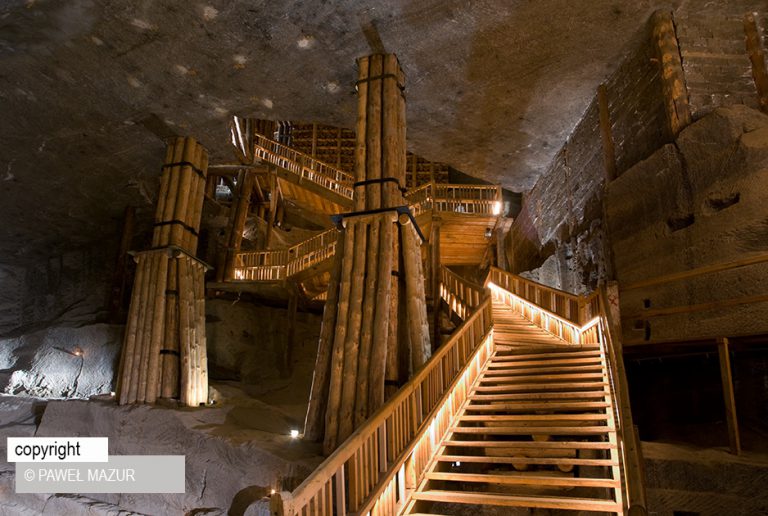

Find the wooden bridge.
[{"left": 270, "top": 267, "right": 646, "bottom": 515}]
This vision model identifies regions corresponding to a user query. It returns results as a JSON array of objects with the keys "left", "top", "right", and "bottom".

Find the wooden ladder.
[{"left": 404, "top": 302, "right": 624, "bottom": 514}]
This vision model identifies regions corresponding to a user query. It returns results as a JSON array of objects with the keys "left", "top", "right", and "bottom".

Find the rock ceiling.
[{"left": 0, "top": 0, "right": 675, "bottom": 260}]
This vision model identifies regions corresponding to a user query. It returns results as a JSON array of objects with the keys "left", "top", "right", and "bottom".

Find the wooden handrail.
[
  {"left": 252, "top": 133, "right": 356, "bottom": 199},
  {"left": 440, "top": 265, "right": 487, "bottom": 320},
  {"left": 487, "top": 266, "right": 601, "bottom": 326},
  {"left": 596, "top": 286, "right": 647, "bottom": 514},
  {"left": 273, "top": 297, "right": 494, "bottom": 515}
]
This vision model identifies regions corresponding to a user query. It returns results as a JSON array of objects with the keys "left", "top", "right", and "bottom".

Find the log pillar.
[
  {"left": 304, "top": 54, "right": 432, "bottom": 454},
  {"left": 108, "top": 206, "right": 135, "bottom": 323},
  {"left": 219, "top": 169, "right": 255, "bottom": 281},
  {"left": 651, "top": 10, "right": 692, "bottom": 137},
  {"left": 430, "top": 216, "right": 442, "bottom": 350},
  {"left": 117, "top": 136, "right": 209, "bottom": 407}
]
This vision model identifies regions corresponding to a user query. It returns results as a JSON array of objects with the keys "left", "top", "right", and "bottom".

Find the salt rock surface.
[{"left": 0, "top": 324, "right": 121, "bottom": 399}]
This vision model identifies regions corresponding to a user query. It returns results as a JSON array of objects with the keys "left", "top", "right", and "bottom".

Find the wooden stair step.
[
  {"left": 450, "top": 425, "right": 611, "bottom": 435},
  {"left": 426, "top": 471, "right": 620, "bottom": 489},
  {"left": 480, "top": 373, "right": 606, "bottom": 383},
  {"left": 410, "top": 490, "right": 621, "bottom": 512},
  {"left": 484, "top": 362, "right": 603, "bottom": 378},
  {"left": 465, "top": 401, "right": 609, "bottom": 411},
  {"left": 473, "top": 382, "right": 609, "bottom": 393},
  {"left": 470, "top": 391, "right": 608, "bottom": 401},
  {"left": 437, "top": 454, "right": 618, "bottom": 467},
  {"left": 492, "top": 350, "right": 602, "bottom": 360},
  {"left": 489, "top": 352, "right": 601, "bottom": 369},
  {"left": 460, "top": 413, "right": 609, "bottom": 421},
  {"left": 442, "top": 440, "right": 615, "bottom": 450}
]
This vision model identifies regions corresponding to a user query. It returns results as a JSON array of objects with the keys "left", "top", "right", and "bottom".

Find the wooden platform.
[{"left": 405, "top": 302, "right": 623, "bottom": 515}]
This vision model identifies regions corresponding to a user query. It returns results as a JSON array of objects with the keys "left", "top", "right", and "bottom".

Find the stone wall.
[
  {"left": 677, "top": 1, "right": 767, "bottom": 119},
  {"left": 0, "top": 243, "right": 117, "bottom": 336},
  {"left": 606, "top": 106, "right": 768, "bottom": 345},
  {"left": 508, "top": 5, "right": 768, "bottom": 296},
  {"left": 508, "top": 20, "right": 665, "bottom": 293}
]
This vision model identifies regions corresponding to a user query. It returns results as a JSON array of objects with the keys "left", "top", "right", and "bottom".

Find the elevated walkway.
[
  {"left": 224, "top": 182, "right": 502, "bottom": 297},
  {"left": 270, "top": 267, "right": 646, "bottom": 515}
]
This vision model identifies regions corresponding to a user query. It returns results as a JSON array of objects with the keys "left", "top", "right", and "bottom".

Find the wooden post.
[
  {"left": 108, "top": 206, "right": 136, "bottom": 323},
  {"left": 266, "top": 167, "right": 278, "bottom": 249},
  {"left": 304, "top": 229, "right": 344, "bottom": 440},
  {"left": 430, "top": 217, "right": 441, "bottom": 350},
  {"left": 744, "top": 13, "right": 768, "bottom": 114},
  {"left": 597, "top": 83, "right": 617, "bottom": 181},
  {"left": 717, "top": 337, "right": 741, "bottom": 455},
  {"left": 651, "top": 10, "right": 691, "bottom": 137},
  {"left": 283, "top": 284, "right": 299, "bottom": 377},
  {"left": 221, "top": 169, "right": 255, "bottom": 281}
]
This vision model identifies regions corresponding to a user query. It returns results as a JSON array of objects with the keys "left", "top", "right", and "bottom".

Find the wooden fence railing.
[
  {"left": 272, "top": 298, "right": 494, "bottom": 516},
  {"left": 252, "top": 134, "right": 355, "bottom": 199},
  {"left": 405, "top": 183, "right": 502, "bottom": 218},
  {"left": 229, "top": 186, "right": 503, "bottom": 284},
  {"left": 440, "top": 265, "right": 486, "bottom": 320},
  {"left": 233, "top": 228, "right": 337, "bottom": 281},
  {"left": 486, "top": 267, "right": 646, "bottom": 515}
]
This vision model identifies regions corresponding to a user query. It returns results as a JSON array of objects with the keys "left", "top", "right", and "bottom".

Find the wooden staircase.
[{"left": 405, "top": 302, "right": 623, "bottom": 514}]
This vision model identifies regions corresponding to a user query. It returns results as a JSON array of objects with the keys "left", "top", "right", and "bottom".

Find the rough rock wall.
[
  {"left": 206, "top": 299, "right": 322, "bottom": 392},
  {"left": 0, "top": 324, "right": 122, "bottom": 398},
  {"left": 508, "top": 5, "right": 768, "bottom": 295},
  {"left": 508, "top": 22, "right": 664, "bottom": 293},
  {"left": 606, "top": 106, "right": 768, "bottom": 345},
  {"left": 676, "top": 1, "right": 767, "bottom": 119},
  {"left": 0, "top": 243, "right": 117, "bottom": 337}
]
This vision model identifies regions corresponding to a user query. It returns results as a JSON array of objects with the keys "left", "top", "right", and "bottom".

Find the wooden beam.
[
  {"left": 744, "top": 13, "right": 768, "bottom": 114},
  {"left": 108, "top": 206, "right": 135, "bottom": 323},
  {"left": 651, "top": 10, "right": 691, "bottom": 137},
  {"left": 597, "top": 83, "right": 617, "bottom": 181},
  {"left": 430, "top": 217, "right": 441, "bottom": 350},
  {"left": 717, "top": 337, "right": 741, "bottom": 455}
]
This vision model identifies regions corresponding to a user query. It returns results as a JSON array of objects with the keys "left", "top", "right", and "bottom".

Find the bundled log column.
[
  {"left": 117, "top": 136, "right": 210, "bottom": 407},
  {"left": 303, "top": 54, "right": 432, "bottom": 454}
]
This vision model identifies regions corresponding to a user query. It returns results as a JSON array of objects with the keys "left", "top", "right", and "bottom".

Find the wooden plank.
[
  {"left": 465, "top": 401, "right": 609, "bottom": 411},
  {"left": 717, "top": 337, "right": 741, "bottom": 455},
  {"left": 410, "top": 490, "right": 621, "bottom": 512},
  {"left": 472, "top": 383, "right": 609, "bottom": 394},
  {"left": 426, "top": 471, "right": 619, "bottom": 489},
  {"left": 449, "top": 426, "right": 611, "bottom": 435},
  {"left": 436, "top": 455, "right": 618, "bottom": 467}
]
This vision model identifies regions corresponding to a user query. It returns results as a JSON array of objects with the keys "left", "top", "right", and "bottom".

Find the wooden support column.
[
  {"left": 108, "top": 206, "right": 136, "bottom": 323},
  {"left": 430, "top": 216, "right": 441, "bottom": 350},
  {"left": 219, "top": 169, "right": 255, "bottom": 282},
  {"left": 265, "top": 167, "right": 278, "bottom": 249},
  {"left": 717, "top": 337, "right": 741, "bottom": 455},
  {"left": 597, "top": 83, "right": 618, "bottom": 182},
  {"left": 744, "top": 13, "right": 768, "bottom": 114},
  {"left": 651, "top": 10, "right": 692, "bottom": 137},
  {"left": 283, "top": 284, "right": 299, "bottom": 377},
  {"left": 117, "top": 136, "right": 209, "bottom": 408},
  {"left": 307, "top": 54, "right": 431, "bottom": 454}
]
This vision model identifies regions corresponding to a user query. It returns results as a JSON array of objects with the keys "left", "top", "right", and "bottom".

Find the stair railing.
[
  {"left": 233, "top": 228, "right": 338, "bottom": 281},
  {"left": 486, "top": 266, "right": 647, "bottom": 515},
  {"left": 271, "top": 297, "right": 494, "bottom": 516},
  {"left": 440, "top": 265, "right": 486, "bottom": 320},
  {"left": 252, "top": 133, "right": 355, "bottom": 199}
]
